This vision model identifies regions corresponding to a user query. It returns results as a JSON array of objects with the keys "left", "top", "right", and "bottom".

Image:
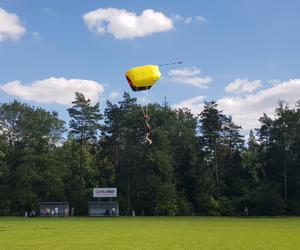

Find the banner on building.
[{"left": 93, "top": 188, "right": 117, "bottom": 198}]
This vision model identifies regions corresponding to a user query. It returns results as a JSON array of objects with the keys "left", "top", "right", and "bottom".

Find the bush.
[
  {"left": 205, "top": 196, "right": 221, "bottom": 215},
  {"left": 176, "top": 196, "right": 193, "bottom": 215},
  {"left": 286, "top": 199, "right": 300, "bottom": 215},
  {"left": 250, "top": 190, "right": 285, "bottom": 216},
  {"left": 219, "top": 197, "right": 234, "bottom": 216}
]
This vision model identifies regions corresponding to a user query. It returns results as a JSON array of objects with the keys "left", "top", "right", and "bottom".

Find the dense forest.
[{"left": 1, "top": 92, "right": 300, "bottom": 216}]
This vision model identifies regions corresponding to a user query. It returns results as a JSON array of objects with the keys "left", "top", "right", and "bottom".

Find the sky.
[{"left": 1, "top": 0, "right": 300, "bottom": 134}]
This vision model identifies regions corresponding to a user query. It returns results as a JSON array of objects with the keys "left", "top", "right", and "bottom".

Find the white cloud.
[
  {"left": 268, "top": 79, "right": 281, "bottom": 86},
  {"left": 168, "top": 67, "right": 212, "bottom": 88},
  {"left": 169, "top": 67, "right": 201, "bottom": 77},
  {"left": 172, "top": 14, "right": 183, "bottom": 21},
  {"left": 174, "top": 79, "right": 300, "bottom": 131},
  {"left": 0, "top": 7, "right": 26, "bottom": 42},
  {"left": 109, "top": 91, "right": 121, "bottom": 100},
  {"left": 0, "top": 77, "right": 104, "bottom": 105},
  {"left": 172, "top": 76, "right": 211, "bottom": 88},
  {"left": 172, "top": 14, "right": 207, "bottom": 24},
  {"left": 83, "top": 8, "right": 173, "bottom": 40},
  {"left": 173, "top": 96, "right": 206, "bottom": 114},
  {"left": 195, "top": 16, "right": 207, "bottom": 22},
  {"left": 225, "top": 78, "right": 262, "bottom": 94},
  {"left": 184, "top": 17, "right": 193, "bottom": 24}
]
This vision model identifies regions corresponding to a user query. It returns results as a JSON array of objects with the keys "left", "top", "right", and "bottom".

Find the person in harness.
[
  {"left": 125, "top": 61, "right": 183, "bottom": 146},
  {"left": 144, "top": 114, "right": 152, "bottom": 145}
]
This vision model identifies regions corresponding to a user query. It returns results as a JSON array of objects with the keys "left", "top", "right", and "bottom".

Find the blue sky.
[{"left": 1, "top": 0, "right": 300, "bottom": 132}]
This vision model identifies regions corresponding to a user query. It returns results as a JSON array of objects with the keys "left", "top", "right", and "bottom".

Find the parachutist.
[
  {"left": 144, "top": 115, "right": 152, "bottom": 145},
  {"left": 144, "top": 114, "right": 150, "bottom": 122},
  {"left": 125, "top": 62, "right": 182, "bottom": 145},
  {"left": 146, "top": 132, "right": 152, "bottom": 145}
]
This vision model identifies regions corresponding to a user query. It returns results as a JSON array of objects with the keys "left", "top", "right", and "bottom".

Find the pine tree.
[
  {"left": 68, "top": 92, "right": 102, "bottom": 144},
  {"left": 67, "top": 92, "right": 102, "bottom": 202},
  {"left": 198, "top": 101, "right": 224, "bottom": 200}
]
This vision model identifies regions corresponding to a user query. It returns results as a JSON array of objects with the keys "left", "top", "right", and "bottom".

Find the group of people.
[
  {"left": 104, "top": 207, "right": 116, "bottom": 216},
  {"left": 24, "top": 206, "right": 75, "bottom": 217},
  {"left": 44, "top": 207, "right": 74, "bottom": 217},
  {"left": 45, "top": 207, "right": 59, "bottom": 217},
  {"left": 24, "top": 210, "right": 36, "bottom": 217}
]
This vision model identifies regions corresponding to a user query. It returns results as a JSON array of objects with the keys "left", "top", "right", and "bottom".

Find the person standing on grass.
[
  {"left": 54, "top": 206, "right": 59, "bottom": 217},
  {"left": 30, "top": 210, "right": 36, "bottom": 217},
  {"left": 64, "top": 208, "right": 69, "bottom": 216},
  {"left": 244, "top": 206, "right": 249, "bottom": 217}
]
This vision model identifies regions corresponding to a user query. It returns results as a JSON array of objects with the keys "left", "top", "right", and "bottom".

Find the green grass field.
[{"left": 0, "top": 217, "right": 300, "bottom": 250}]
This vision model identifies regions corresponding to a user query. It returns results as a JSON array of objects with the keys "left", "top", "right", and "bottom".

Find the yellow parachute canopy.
[{"left": 125, "top": 65, "right": 161, "bottom": 91}]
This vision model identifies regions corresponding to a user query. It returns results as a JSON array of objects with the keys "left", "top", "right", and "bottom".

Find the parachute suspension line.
[
  {"left": 158, "top": 60, "right": 183, "bottom": 67},
  {"left": 142, "top": 105, "right": 152, "bottom": 145},
  {"left": 142, "top": 105, "right": 149, "bottom": 119}
]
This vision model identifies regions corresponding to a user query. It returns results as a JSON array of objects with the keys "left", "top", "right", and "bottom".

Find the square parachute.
[{"left": 125, "top": 65, "right": 161, "bottom": 91}]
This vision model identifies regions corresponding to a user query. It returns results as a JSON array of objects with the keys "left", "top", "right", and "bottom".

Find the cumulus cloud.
[
  {"left": 83, "top": 8, "right": 173, "bottom": 40},
  {"left": 168, "top": 67, "right": 212, "bottom": 88},
  {"left": 176, "top": 77, "right": 212, "bottom": 88},
  {"left": 268, "top": 79, "right": 281, "bottom": 86},
  {"left": 169, "top": 67, "right": 201, "bottom": 77},
  {"left": 195, "top": 16, "right": 207, "bottom": 22},
  {"left": 0, "top": 77, "right": 104, "bottom": 105},
  {"left": 185, "top": 17, "right": 193, "bottom": 24},
  {"left": 173, "top": 96, "right": 206, "bottom": 114},
  {"left": 174, "top": 79, "right": 300, "bottom": 131},
  {"left": 0, "top": 7, "right": 26, "bottom": 42},
  {"left": 172, "top": 14, "right": 207, "bottom": 24},
  {"left": 225, "top": 78, "right": 262, "bottom": 94}
]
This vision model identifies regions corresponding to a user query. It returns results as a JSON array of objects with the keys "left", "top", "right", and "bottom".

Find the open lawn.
[{"left": 0, "top": 217, "right": 300, "bottom": 250}]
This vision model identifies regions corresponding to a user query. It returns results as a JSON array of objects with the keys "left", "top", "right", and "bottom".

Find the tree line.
[{"left": 1, "top": 92, "right": 300, "bottom": 216}]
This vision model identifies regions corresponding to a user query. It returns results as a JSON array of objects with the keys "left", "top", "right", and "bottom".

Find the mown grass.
[{"left": 0, "top": 216, "right": 300, "bottom": 250}]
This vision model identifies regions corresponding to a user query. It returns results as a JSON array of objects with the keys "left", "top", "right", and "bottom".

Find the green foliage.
[
  {"left": 286, "top": 199, "right": 300, "bottom": 215},
  {"left": 68, "top": 92, "right": 102, "bottom": 144},
  {"left": 176, "top": 194, "right": 193, "bottom": 215},
  {"left": 250, "top": 189, "right": 285, "bottom": 216},
  {"left": 0, "top": 101, "right": 65, "bottom": 214},
  {"left": 1, "top": 95, "right": 300, "bottom": 216}
]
